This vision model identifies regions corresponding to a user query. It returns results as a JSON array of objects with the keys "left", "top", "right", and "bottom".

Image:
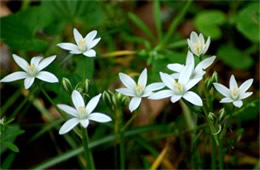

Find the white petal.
[
  {"left": 73, "top": 28, "right": 83, "bottom": 44},
  {"left": 196, "top": 55, "right": 216, "bottom": 71},
  {"left": 85, "top": 30, "right": 97, "bottom": 42},
  {"left": 86, "top": 93, "right": 101, "bottom": 114},
  {"left": 12, "top": 54, "right": 29, "bottom": 72},
  {"left": 187, "top": 39, "right": 193, "bottom": 50},
  {"left": 138, "top": 68, "right": 147, "bottom": 87},
  {"left": 239, "top": 79, "right": 253, "bottom": 94},
  {"left": 59, "top": 118, "right": 79, "bottom": 135},
  {"left": 220, "top": 97, "right": 233, "bottom": 103},
  {"left": 57, "top": 104, "right": 78, "bottom": 117},
  {"left": 183, "top": 91, "right": 203, "bottom": 106},
  {"left": 233, "top": 100, "right": 243, "bottom": 108},
  {"left": 83, "top": 49, "right": 96, "bottom": 57},
  {"left": 170, "top": 95, "right": 181, "bottom": 103},
  {"left": 116, "top": 88, "right": 135, "bottom": 97},
  {"left": 88, "top": 38, "right": 101, "bottom": 49},
  {"left": 57, "top": 43, "right": 79, "bottom": 51},
  {"left": 229, "top": 75, "right": 238, "bottom": 89},
  {"left": 72, "top": 90, "right": 85, "bottom": 109},
  {"left": 185, "top": 51, "right": 195, "bottom": 69},
  {"left": 89, "top": 112, "right": 112, "bottom": 122},
  {"left": 171, "top": 73, "right": 180, "bottom": 79},
  {"left": 199, "top": 33, "right": 205, "bottom": 45},
  {"left": 36, "top": 71, "right": 59, "bottom": 83},
  {"left": 148, "top": 90, "right": 173, "bottom": 100},
  {"left": 37, "top": 55, "right": 56, "bottom": 71},
  {"left": 160, "top": 72, "right": 174, "bottom": 90},
  {"left": 80, "top": 119, "right": 89, "bottom": 128},
  {"left": 24, "top": 77, "right": 35, "bottom": 89},
  {"left": 167, "top": 64, "right": 184, "bottom": 72},
  {"left": 190, "top": 31, "right": 199, "bottom": 43},
  {"left": 213, "top": 83, "right": 230, "bottom": 97},
  {"left": 0, "top": 71, "right": 27, "bottom": 82},
  {"left": 185, "top": 77, "right": 202, "bottom": 91},
  {"left": 204, "top": 37, "right": 210, "bottom": 53},
  {"left": 31, "top": 56, "right": 43, "bottom": 67},
  {"left": 129, "top": 97, "right": 142, "bottom": 112},
  {"left": 145, "top": 82, "right": 165, "bottom": 92},
  {"left": 70, "top": 49, "right": 82, "bottom": 54},
  {"left": 178, "top": 64, "right": 192, "bottom": 85},
  {"left": 239, "top": 92, "right": 253, "bottom": 100},
  {"left": 119, "top": 73, "right": 136, "bottom": 90}
]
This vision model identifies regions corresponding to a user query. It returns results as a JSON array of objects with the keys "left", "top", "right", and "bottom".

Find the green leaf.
[
  {"left": 1, "top": 141, "right": 19, "bottom": 152},
  {"left": 194, "top": 10, "right": 226, "bottom": 39},
  {"left": 41, "top": 0, "right": 105, "bottom": 26},
  {"left": 235, "top": 99, "right": 259, "bottom": 121},
  {"left": 217, "top": 44, "right": 253, "bottom": 70},
  {"left": 235, "top": 3, "right": 260, "bottom": 42},
  {"left": 128, "top": 12, "right": 155, "bottom": 40},
  {"left": 154, "top": 0, "right": 162, "bottom": 40}
]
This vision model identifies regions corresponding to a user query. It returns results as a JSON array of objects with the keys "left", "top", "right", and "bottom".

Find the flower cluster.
[{"left": 0, "top": 29, "right": 254, "bottom": 136}]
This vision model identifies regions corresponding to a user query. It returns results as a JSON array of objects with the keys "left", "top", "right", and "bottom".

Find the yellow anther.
[
  {"left": 193, "top": 41, "right": 203, "bottom": 54},
  {"left": 135, "top": 84, "right": 144, "bottom": 96},
  {"left": 231, "top": 88, "right": 240, "bottom": 100},
  {"left": 173, "top": 81, "right": 183, "bottom": 94},
  {"left": 78, "top": 39, "right": 86, "bottom": 51}
]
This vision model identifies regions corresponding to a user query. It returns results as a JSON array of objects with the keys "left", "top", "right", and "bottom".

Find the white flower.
[
  {"left": 0, "top": 54, "right": 58, "bottom": 89},
  {"left": 213, "top": 75, "right": 253, "bottom": 108},
  {"left": 58, "top": 90, "right": 111, "bottom": 135},
  {"left": 57, "top": 28, "right": 101, "bottom": 57},
  {"left": 167, "top": 51, "right": 216, "bottom": 82},
  {"left": 149, "top": 65, "right": 203, "bottom": 106},
  {"left": 116, "top": 68, "right": 165, "bottom": 112},
  {"left": 187, "top": 31, "right": 210, "bottom": 56}
]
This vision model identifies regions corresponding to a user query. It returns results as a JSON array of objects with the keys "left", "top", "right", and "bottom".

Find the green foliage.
[
  {"left": 194, "top": 10, "right": 226, "bottom": 39},
  {"left": 235, "top": 99, "right": 259, "bottom": 121},
  {"left": 217, "top": 44, "right": 253, "bottom": 70},
  {"left": 235, "top": 3, "right": 260, "bottom": 42}
]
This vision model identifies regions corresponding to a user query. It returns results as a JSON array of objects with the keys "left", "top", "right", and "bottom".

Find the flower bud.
[
  {"left": 102, "top": 91, "right": 112, "bottom": 106},
  {"left": 62, "top": 77, "right": 72, "bottom": 93},
  {"left": 84, "top": 79, "right": 90, "bottom": 93},
  {"left": 218, "top": 108, "right": 225, "bottom": 121},
  {"left": 206, "top": 71, "right": 219, "bottom": 90},
  {"left": 208, "top": 112, "right": 216, "bottom": 121}
]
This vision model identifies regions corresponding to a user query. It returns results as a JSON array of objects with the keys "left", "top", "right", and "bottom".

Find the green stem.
[
  {"left": 160, "top": 0, "right": 192, "bottom": 48},
  {"left": 180, "top": 100, "right": 195, "bottom": 130},
  {"left": 218, "top": 136, "right": 224, "bottom": 169},
  {"left": 58, "top": 54, "right": 73, "bottom": 66},
  {"left": 81, "top": 126, "right": 95, "bottom": 169},
  {"left": 211, "top": 135, "right": 217, "bottom": 169},
  {"left": 121, "top": 111, "right": 138, "bottom": 132},
  {"left": 119, "top": 127, "right": 126, "bottom": 169}
]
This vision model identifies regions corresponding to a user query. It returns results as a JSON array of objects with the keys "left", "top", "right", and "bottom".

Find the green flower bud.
[
  {"left": 208, "top": 112, "right": 216, "bottom": 121},
  {"left": 62, "top": 77, "right": 73, "bottom": 93},
  {"left": 218, "top": 108, "right": 225, "bottom": 121},
  {"left": 102, "top": 91, "right": 112, "bottom": 106},
  {"left": 84, "top": 79, "right": 90, "bottom": 93},
  {"left": 206, "top": 71, "right": 219, "bottom": 90}
]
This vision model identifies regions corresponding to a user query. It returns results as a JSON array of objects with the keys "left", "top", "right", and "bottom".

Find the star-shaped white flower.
[
  {"left": 167, "top": 51, "right": 216, "bottom": 82},
  {"left": 213, "top": 75, "right": 253, "bottom": 108},
  {"left": 149, "top": 65, "right": 203, "bottom": 106},
  {"left": 187, "top": 31, "right": 210, "bottom": 56},
  {"left": 57, "top": 28, "right": 101, "bottom": 57},
  {"left": 58, "top": 90, "right": 111, "bottom": 135},
  {"left": 116, "top": 68, "right": 165, "bottom": 112},
  {"left": 0, "top": 54, "right": 58, "bottom": 89}
]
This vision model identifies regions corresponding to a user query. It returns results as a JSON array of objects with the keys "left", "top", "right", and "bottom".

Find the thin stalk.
[
  {"left": 58, "top": 54, "right": 73, "bottom": 66},
  {"left": 180, "top": 100, "right": 195, "bottom": 130},
  {"left": 218, "top": 136, "right": 224, "bottom": 169},
  {"left": 211, "top": 135, "right": 217, "bottom": 169},
  {"left": 119, "top": 126, "right": 126, "bottom": 169},
  {"left": 121, "top": 111, "right": 138, "bottom": 132},
  {"left": 81, "top": 126, "right": 95, "bottom": 169}
]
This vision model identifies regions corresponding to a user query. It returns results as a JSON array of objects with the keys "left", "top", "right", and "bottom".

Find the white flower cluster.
[
  {"left": 116, "top": 32, "right": 254, "bottom": 111},
  {"left": 0, "top": 29, "right": 254, "bottom": 135}
]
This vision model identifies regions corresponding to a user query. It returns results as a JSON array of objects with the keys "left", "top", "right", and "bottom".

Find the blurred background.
[{"left": 0, "top": 0, "right": 259, "bottom": 169}]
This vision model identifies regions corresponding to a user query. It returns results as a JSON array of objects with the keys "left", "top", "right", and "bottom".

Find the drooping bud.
[{"left": 62, "top": 77, "right": 73, "bottom": 93}]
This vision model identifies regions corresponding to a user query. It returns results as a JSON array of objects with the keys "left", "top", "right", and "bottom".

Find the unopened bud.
[
  {"left": 102, "top": 91, "right": 112, "bottom": 106},
  {"left": 112, "top": 95, "right": 118, "bottom": 107},
  {"left": 62, "top": 77, "right": 72, "bottom": 93},
  {"left": 84, "top": 79, "right": 90, "bottom": 93},
  {"left": 218, "top": 108, "right": 225, "bottom": 121},
  {"left": 208, "top": 112, "right": 216, "bottom": 121},
  {"left": 206, "top": 71, "right": 219, "bottom": 90}
]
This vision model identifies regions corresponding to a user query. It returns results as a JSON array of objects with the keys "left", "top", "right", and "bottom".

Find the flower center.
[
  {"left": 78, "top": 106, "right": 87, "bottom": 119},
  {"left": 135, "top": 84, "right": 144, "bottom": 96},
  {"left": 230, "top": 88, "right": 240, "bottom": 100},
  {"left": 173, "top": 81, "right": 183, "bottom": 95},
  {"left": 193, "top": 41, "right": 203, "bottom": 54},
  {"left": 28, "top": 64, "right": 37, "bottom": 77},
  {"left": 78, "top": 39, "right": 87, "bottom": 51}
]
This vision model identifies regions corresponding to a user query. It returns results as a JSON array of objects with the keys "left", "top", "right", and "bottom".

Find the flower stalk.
[{"left": 81, "top": 126, "right": 95, "bottom": 169}]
